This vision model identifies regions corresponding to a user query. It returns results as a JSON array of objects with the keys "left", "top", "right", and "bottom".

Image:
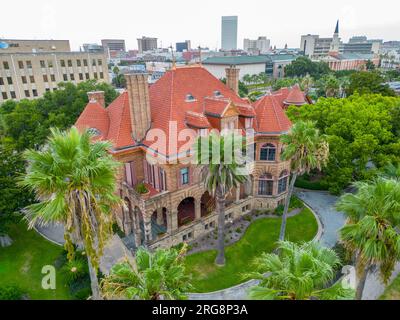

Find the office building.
[
  {"left": 101, "top": 39, "right": 126, "bottom": 52},
  {"left": 176, "top": 40, "right": 191, "bottom": 52},
  {"left": 221, "top": 16, "right": 238, "bottom": 51},
  {"left": 137, "top": 37, "right": 158, "bottom": 53},
  {"left": 0, "top": 39, "right": 70, "bottom": 53},
  {"left": 243, "top": 37, "right": 271, "bottom": 55},
  {"left": 0, "top": 50, "right": 109, "bottom": 103}
]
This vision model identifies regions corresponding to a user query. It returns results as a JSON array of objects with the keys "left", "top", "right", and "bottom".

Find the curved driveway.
[{"left": 295, "top": 189, "right": 346, "bottom": 248}]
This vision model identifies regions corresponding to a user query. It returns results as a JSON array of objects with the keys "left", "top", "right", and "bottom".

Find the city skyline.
[{"left": 1, "top": 0, "right": 399, "bottom": 51}]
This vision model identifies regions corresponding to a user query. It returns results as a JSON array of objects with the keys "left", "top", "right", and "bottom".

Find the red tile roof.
[
  {"left": 284, "top": 84, "right": 307, "bottom": 106},
  {"left": 185, "top": 111, "right": 211, "bottom": 128},
  {"left": 76, "top": 66, "right": 299, "bottom": 155},
  {"left": 253, "top": 95, "right": 292, "bottom": 133}
]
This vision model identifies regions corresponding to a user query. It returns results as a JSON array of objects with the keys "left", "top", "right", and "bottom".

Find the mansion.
[{"left": 75, "top": 65, "right": 308, "bottom": 250}]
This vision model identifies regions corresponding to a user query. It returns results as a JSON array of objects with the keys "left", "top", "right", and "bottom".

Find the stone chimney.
[
  {"left": 225, "top": 66, "right": 240, "bottom": 95},
  {"left": 87, "top": 91, "right": 105, "bottom": 107},
  {"left": 124, "top": 73, "right": 152, "bottom": 142}
]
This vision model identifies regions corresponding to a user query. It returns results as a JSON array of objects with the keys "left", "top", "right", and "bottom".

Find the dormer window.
[
  {"left": 214, "top": 90, "right": 222, "bottom": 97},
  {"left": 185, "top": 93, "right": 196, "bottom": 102}
]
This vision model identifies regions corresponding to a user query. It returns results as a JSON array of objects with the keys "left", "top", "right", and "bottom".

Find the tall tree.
[
  {"left": 101, "top": 246, "right": 192, "bottom": 300},
  {"left": 248, "top": 241, "right": 354, "bottom": 300},
  {"left": 19, "top": 127, "right": 121, "bottom": 299},
  {"left": 336, "top": 178, "right": 400, "bottom": 299},
  {"left": 347, "top": 71, "right": 395, "bottom": 96},
  {"left": 279, "top": 121, "right": 329, "bottom": 241},
  {"left": 194, "top": 132, "right": 248, "bottom": 266}
]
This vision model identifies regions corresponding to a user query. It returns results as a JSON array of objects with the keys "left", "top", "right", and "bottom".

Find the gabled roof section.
[{"left": 253, "top": 94, "right": 292, "bottom": 134}]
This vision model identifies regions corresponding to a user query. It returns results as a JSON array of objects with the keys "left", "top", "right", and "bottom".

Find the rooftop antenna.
[
  {"left": 169, "top": 44, "right": 176, "bottom": 70},
  {"left": 198, "top": 45, "right": 202, "bottom": 66}
]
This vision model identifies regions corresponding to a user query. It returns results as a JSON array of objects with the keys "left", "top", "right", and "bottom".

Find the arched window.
[
  {"left": 260, "top": 143, "right": 276, "bottom": 161},
  {"left": 278, "top": 170, "right": 289, "bottom": 194},
  {"left": 258, "top": 173, "right": 273, "bottom": 196}
]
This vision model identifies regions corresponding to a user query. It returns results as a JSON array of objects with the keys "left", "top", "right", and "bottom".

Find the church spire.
[{"left": 334, "top": 20, "right": 339, "bottom": 35}]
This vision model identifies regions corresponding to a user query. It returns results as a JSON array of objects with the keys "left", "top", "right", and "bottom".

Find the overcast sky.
[{"left": 1, "top": 0, "right": 399, "bottom": 51}]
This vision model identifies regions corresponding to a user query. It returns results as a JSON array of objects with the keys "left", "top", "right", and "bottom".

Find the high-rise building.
[
  {"left": 101, "top": 39, "right": 126, "bottom": 52},
  {"left": 0, "top": 39, "right": 109, "bottom": 103},
  {"left": 176, "top": 40, "right": 191, "bottom": 52},
  {"left": 221, "top": 16, "right": 238, "bottom": 51},
  {"left": 243, "top": 37, "right": 270, "bottom": 54},
  {"left": 137, "top": 37, "right": 158, "bottom": 53}
]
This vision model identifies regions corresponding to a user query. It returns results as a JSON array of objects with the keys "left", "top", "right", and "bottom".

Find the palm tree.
[
  {"left": 194, "top": 132, "right": 248, "bottom": 266},
  {"left": 19, "top": 127, "right": 121, "bottom": 300},
  {"left": 336, "top": 177, "right": 400, "bottom": 300},
  {"left": 247, "top": 241, "right": 354, "bottom": 300},
  {"left": 382, "top": 162, "right": 400, "bottom": 179},
  {"left": 101, "top": 245, "right": 192, "bottom": 300},
  {"left": 243, "top": 74, "right": 251, "bottom": 86},
  {"left": 279, "top": 121, "right": 329, "bottom": 241},
  {"left": 300, "top": 74, "right": 314, "bottom": 95}
]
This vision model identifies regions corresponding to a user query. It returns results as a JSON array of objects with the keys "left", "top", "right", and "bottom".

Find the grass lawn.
[
  {"left": 185, "top": 208, "right": 318, "bottom": 293},
  {"left": 380, "top": 274, "right": 400, "bottom": 300},
  {"left": 0, "top": 221, "right": 72, "bottom": 300}
]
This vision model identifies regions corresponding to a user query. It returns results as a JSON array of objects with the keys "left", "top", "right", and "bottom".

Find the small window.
[
  {"left": 278, "top": 170, "right": 289, "bottom": 194},
  {"left": 185, "top": 93, "right": 195, "bottom": 102},
  {"left": 79, "top": 73, "right": 83, "bottom": 80},
  {"left": 214, "top": 90, "right": 222, "bottom": 97},
  {"left": 77, "top": 60, "right": 81, "bottom": 67},
  {"left": 48, "top": 60, "right": 53, "bottom": 68},
  {"left": 50, "top": 74, "right": 56, "bottom": 82},
  {"left": 2, "top": 92, "right": 7, "bottom": 99},
  {"left": 24, "top": 90, "right": 30, "bottom": 98},
  {"left": 93, "top": 72, "right": 98, "bottom": 79},
  {"left": 83, "top": 59, "right": 88, "bottom": 66},
  {"left": 29, "top": 76, "right": 35, "bottom": 83},
  {"left": 260, "top": 143, "right": 276, "bottom": 161},
  {"left": 43, "top": 75, "right": 48, "bottom": 82},
  {"left": 21, "top": 76, "right": 27, "bottom": 84},
  {"left": 63, "top": 74, "right": 68, "bottom": 81},
  {"left": 26, "top": 61, "right": 32, "bottom": 69},
  {"left": 18, "top": 61, "right": 24, "bottom": 69},
  {"left": 3, "top": 61, "right": 9, "bottom": 69},
  {"left": 7, "top": 77, "right": 12, "bottom": 85},
  {"left": 180, "top": 167, "right": 189, "bottom": 185},
  {"left": 0, "top": 77, "right": 3, "bottom": 85},
  {"left": 60, "top": 60, "right": 66, "bottom": 67},
  {"left": 40, "top": 60, "right": 46, "bottom": 68},
  {"left": 97, "top": 59, "right": 102, "bottom": 66},
  {"left": 32, "top": 89, "right": 38, "bottom": 97},
  {"left": 68, "top": 60, "right": 72, "bottom": 67},
  {"left": 100, "top": 72, "right": 104, "bottom": 79},
  {"left": 45, "top": 88, "right": 50, "bottom": 92},
  {"left": 10, "top": 91, "right": 16, "bottom": 99},
  {"left": 85, "top": 73, "right": 90, "bottom": 79},
  {"left": 70, "top": 74, "right": 75, "bottom": 81},
  {"left": 92, "top": 59, "right": 96, "bottom": 66}
]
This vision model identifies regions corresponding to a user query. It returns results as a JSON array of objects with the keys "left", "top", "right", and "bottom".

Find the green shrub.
[
  {"left": 295, "top": 176, "right": 328, "bottom": 191},
  {"left": 235, "top": 227, "right": 242, "bottom": 233},
  {"left": 289, "top": 196, "right": 304, "bottom": 209},
  {"left": 61, "top": 258, "right": 89, "bottom": 285},
  {"left": 243, "top": 215, "right": 252, "bottom": 222},
  {"left": 135, "top": 182, "right": 148, "bottom": 194},
  {"left": 0, "top": 285, "right": 25, "bottom": 300}
]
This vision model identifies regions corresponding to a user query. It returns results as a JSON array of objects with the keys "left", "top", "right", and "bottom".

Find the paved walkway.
[{"left": 294, "top": 189, "right": 346, "bottom": 248}]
